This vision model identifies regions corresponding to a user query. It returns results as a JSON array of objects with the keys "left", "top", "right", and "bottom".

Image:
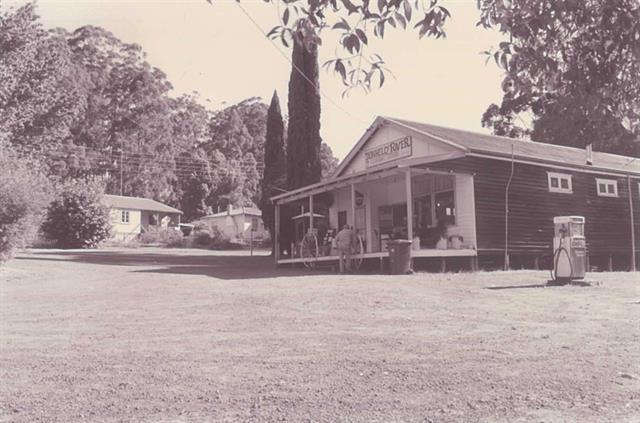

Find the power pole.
[{"left": 120, "top": 138, "right": 124, "bottom": 196}]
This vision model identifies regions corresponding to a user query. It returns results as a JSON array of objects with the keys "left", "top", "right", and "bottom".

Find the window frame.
[
  {"left": 595, "top": 178, "right": 618, "bottom": 198},
  {"left": 121, "top": 210, "right": 130, "bottom": 224},
  {"left": 547, "top": 172, "right": 573, "bottom": 194}
]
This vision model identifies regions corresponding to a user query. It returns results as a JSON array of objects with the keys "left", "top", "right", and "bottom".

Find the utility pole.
[
  {"left": 629, "top": 176, "right": 637, "bottom": 272},
  {"left": 120, "top": 138, "right": 124, "bottom": 196}
]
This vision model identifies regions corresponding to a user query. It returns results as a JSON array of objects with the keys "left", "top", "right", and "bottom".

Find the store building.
[{"left": 270, "top": 116, "right": 640, "bottom": 271}]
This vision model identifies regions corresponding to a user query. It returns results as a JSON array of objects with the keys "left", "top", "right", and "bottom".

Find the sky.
[{"left": 6, "top": 0, "right": 507, "bottom": 159}]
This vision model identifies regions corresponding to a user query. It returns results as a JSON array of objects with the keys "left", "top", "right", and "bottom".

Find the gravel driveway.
[{"left": 1, "top": 248, "right": 639, "bottom": 422}]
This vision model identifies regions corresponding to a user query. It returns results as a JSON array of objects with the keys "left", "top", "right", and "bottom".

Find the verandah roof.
[{"left": 270, "top": 151, "right": 466, "bottom": 205}]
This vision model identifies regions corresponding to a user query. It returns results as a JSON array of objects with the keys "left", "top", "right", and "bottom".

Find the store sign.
[{"left": 364, "top": 136, "right": 412, "bottom": 168}]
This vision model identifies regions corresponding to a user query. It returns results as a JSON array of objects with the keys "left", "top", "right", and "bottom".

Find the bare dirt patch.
[{"left": 1, "top": 248, "right": 639, "bottom": 422}]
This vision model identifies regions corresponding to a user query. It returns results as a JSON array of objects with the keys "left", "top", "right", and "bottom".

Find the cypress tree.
[
  {"left": 286, "top": 34, "right": 322, "bottom": 190},
  {"left": 260, "top": 91, "right": 286, "bottom": 246}
]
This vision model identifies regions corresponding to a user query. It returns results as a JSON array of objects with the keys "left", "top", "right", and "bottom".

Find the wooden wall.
[{"left": 429, "top": 157, "right": 639, "bottom": 267}]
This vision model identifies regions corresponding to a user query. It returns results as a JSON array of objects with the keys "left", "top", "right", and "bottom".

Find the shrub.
[
  {"left": 0, "top": 148, "right": 52, "bottom": 262},
  {"left": 190, "top": 221, "right": 232, "bottom": 249},
  {"left": 138, "top": 226, "right": 184, "bottom": 247},
  {"left": 41, "top": 179, "right": 111, "bottom": 248}
]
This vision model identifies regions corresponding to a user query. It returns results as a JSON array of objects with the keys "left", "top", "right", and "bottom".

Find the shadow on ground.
[
  {"left": 16, "top": 249, "right": 336, "bottom": 280},
  {"left": 485, "top": 280, "right": 594, "bottom": 290}
]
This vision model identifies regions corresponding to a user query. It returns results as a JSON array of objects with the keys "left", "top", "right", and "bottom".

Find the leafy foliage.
[
  {"left": 66, "top": 25, "right": 179, "bottom": 199},
  {"left": 479, "top": 0, "right": 640, "bottom": 156},
  {"left": 138, "top": 226, "right": 184, "bottom": 247},
  {"left": 320, "top": 142, "right": 339, "bottom": 178},
  {"left": 286, "top": 36, "right": 323, "bottom": 190},
  {"left": 1, "top": 2, "right": 340, "bottom": 231},
  {"left": 0, "top": 145, "right": 52, "bottom": 262},
  {"left": 41, "top": 179, "right": 112, "bottom": 248},
  {"left": 190, "top": 221, "right": 234, "bottom": 249},
  {"left": 0, "top": 3, "right": 87, "bottom": 156},
  {"left": 209, "top": 0, "right": 451, "bottom": 94},
  {"left": 260, "top": 91, "right": 287, "bottom": 244}
]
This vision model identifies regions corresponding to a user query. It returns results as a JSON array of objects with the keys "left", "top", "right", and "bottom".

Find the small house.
[
  {"left": 198, "top": 206, "right": 268, "bottom": 244},
  {"left": 101, "top": 194, "right": 183, "bottom": 241}
]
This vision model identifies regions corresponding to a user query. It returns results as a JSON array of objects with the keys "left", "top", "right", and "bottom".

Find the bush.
[
  {"left": 138, "top": 226, "right": 184, "bottom": 247},
  {"left": 41, "top": 179, "right": 111, "bottom": 248},
  {"left": 190, "top": 221, "right": 233, "bottom": 249},
  {"left": 0, "top": 148, "right": 52, "bottom": 262}
]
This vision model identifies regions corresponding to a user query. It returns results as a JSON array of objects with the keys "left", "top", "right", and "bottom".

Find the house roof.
[
  {"left": 101, "top": 194, "right": 183, "bottom": 214},
  {"left": 201, "top": 207, "right": 262, "bottom": 219},
  {"left": 291, "top": 212, "right": 326, "bottom": 220},
  {"left": 335, "top": 116, "right": 640, "bottom": 177},
  {"left": 386, "top": 117, "right": 640, "bottom": 174},
  {"left": 272, "top": 116, "right": 639, "bottom": 204}
]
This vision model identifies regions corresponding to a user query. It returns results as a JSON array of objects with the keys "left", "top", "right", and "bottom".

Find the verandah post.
[
  {"left": 309, "top": 194, "right": 314, "bottom": 235},
  {"left": 628, "top": 176, "right": 637, "bottom": 272},
  {"left": 405, "top": 168, "right": 414, "bottom": 242},
  {"left": 274, "top": 202, "right": 280, "bottom": 263},
  {"left": 350, "top": 183, "right": 356, "bottom": 228},
  {"left": 405, "top": 168, "right": 414, "bottom": 270}
]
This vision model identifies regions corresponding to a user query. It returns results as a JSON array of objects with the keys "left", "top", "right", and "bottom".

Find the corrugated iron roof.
[
  {"left": 386, "top": 117, "right": 640, "bottom": 174},
  {"left": 201, "top": 207, "right": 262, "bottom": 219},
  {"left": 101, "top": 195, "right": 183, "bottom": 214}
]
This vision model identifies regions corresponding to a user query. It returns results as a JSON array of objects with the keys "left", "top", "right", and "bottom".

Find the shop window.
[
  {"left": 435, "top": 191, "right": 455, "bottom": 225},
  {"left": 596, "top": 178, "right": 618, "bottom": 197},
  {"left": 378, "top": 206, "right": 392, "bottom": 233},
  {"left": 434, "top": 175, "right": 454, "bottom": 192},
  {"left": 414, "top": 195, "right": 432, "bottom": 230},
  {"left": 378, "top": 204, "right": 407, "bottom": 238},
  {"left": 392, "top": 204, "right": 407, "bottom": 228},
  {"left": 338, "top": 211, "right": 347, "bottom": 229},
  {"left": 121, "top": 210, "right": 130, "bottom": 224},
  {"left": 548, "top": 172, "right": 572, "bottom": 193}
]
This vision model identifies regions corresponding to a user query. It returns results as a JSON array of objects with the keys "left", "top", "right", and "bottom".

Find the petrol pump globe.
[{"left": 552, "top": 216, "right": 587, "bottom": 281}]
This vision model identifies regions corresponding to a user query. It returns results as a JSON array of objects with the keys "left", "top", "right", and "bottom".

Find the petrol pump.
[{"left": 551, "top": 216, "right": 587, "bottom": 282}]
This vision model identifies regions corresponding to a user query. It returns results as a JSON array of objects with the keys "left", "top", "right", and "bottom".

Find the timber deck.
[{"left": 276, "top": 248, "right": 477, "bottom": 265}]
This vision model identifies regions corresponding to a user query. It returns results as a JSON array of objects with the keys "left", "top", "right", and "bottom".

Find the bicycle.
[
  {"left": 352, "top": 234, "right": 365, "bottom": 271},
  {"left": 300, "top": 231, "right": 319, "bottom": 269}
]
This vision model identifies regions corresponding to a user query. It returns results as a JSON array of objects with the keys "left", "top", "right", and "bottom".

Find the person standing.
[{"left": 335, "top": 224, "right": 356, "bottom": 273}]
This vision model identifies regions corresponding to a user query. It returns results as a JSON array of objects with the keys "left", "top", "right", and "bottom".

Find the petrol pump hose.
[{"left": 550, "top": 234, "right": 573, "bottom": 281}]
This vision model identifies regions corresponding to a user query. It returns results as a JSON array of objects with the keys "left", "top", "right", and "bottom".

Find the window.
[
  {"left": 392, "top": 203, "right": 408, "bottom": 228},
  {"left": 338, "top": 211, "right": 347, "bottom": 229},
  {"left": 414, "top": 195, "right": 432, "bottom": 230},
  {"left": 596, "top": 178, "right": 618, "bottom": 197},
  {"left": 435, "top": 191, "right": 455, "bottom": 225},
  {"left": 251, "top": 217, "right": 259, "bottom": 231},
  {"left": 121, "top": 210, "right": 130, "bottom": 223},
  {"left": 547, "top": 172, "right": 573, "bottom": 194}
]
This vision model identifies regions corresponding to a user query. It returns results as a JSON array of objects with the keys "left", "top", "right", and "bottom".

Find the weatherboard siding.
[
  {"left": 427, "top": 157, "right": 638, "bottom": 261},
  {"left": 110, "top": 208, "right": 142, "bottom": 241}
]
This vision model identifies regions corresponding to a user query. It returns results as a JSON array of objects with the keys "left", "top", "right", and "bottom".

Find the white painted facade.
[
  {"left": 199, "top": 209, "right": 268, "bottom": 244},
  {"left": 109, "top": 208, "right": 142, "bottom": 241},
  {"left": 340, "top": 123, "right": 454, "bottom": 175},
  {"left": 109, "top": 208, "right": 180, "bottom": 241},
  {"left": 321, "top": 120, "right": 477, "bottom": 253},
  {"left": 328, "top": 172, "right": 476, "bottom": 253}
]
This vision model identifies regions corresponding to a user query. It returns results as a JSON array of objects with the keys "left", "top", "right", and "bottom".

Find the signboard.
[{"left": 364, "top": 136, "right": 412, "bottom": 168}]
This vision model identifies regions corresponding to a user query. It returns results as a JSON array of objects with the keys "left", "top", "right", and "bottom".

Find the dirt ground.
[{"left": 1, "top": 248, "right": 639, "bottom": 423}]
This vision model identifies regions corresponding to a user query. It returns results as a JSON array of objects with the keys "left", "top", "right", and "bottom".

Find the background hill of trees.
[{"left": 0, "top": 3, "right": 338, "bottom": 222}]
